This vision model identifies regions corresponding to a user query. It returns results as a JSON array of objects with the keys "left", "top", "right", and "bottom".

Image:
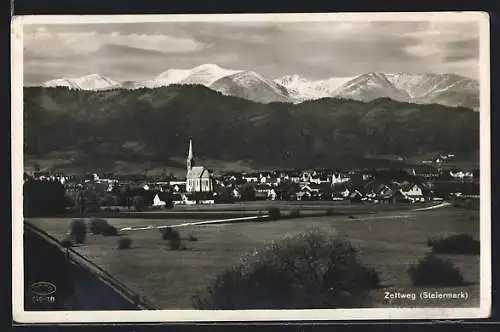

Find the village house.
[
  {"left": 449, "top": 170, "right": 474, "bottom": 180},
  {"left": 410, "top": 165, "right": 440, "bottom": 179},
  {"left": 297, "top": 184, "right": 322, "bottom": 200},
  {"left": 300, "top": 171, "right": 313, "bottom": 183},
  {"left": 349, "top": 190, "right": 364, "bottom": 203},
  {"left": 243, "top": 173, "right": 260, "bottom": 183},
  {"left": 331, "top": 171, "right": 350, "bottom": 185},
  {"left": 254, "top": 183, "right": 272, "bottom": 200},
  {"left": 399, "top": 182, "right": 425, "bottom": 202},
  {"left": 309, "top": 174, "right": 330, "bottom": 185}
]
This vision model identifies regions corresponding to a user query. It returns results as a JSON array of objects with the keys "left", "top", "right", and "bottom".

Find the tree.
[
  {"left": 133, "top": 195, "right": 145, "bottom": 212},
  {"left": 23, "top": 178, "right": 68, "bottom": 217},
  {"left": 240, "top": 184, "right": 256, "bottom": 201}
]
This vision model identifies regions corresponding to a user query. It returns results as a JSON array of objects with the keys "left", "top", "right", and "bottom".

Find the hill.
[{"left": 23, "top": 85, "right": 479, "bottom": 172}]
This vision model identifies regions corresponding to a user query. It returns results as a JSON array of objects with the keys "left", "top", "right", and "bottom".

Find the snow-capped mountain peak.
[
  {"left": 333, "top": 72, "right": 411, "bottom": 102},
  {"left": 275, "top": 74, "right": 354, "bottom": 102},
  {"left": 37, "top": 65, "right": 479, "bottom": 109},
  {"left": 210, "top": 70, "right": 292, "bottom": 104},
  {"left": 138, "top": 64, "right": 243, "bottom": 89},
  {"left": 42, "top": 74, "right": 122, "bottom": 90}
]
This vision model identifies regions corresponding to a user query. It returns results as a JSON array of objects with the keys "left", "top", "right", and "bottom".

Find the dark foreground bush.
[
  {"left": 161, "top": 227, "right": 183, "bottom": 250},
  {"left": 88, "top": 218, "right": 109, "bottom": 235},
  {"left": 102, "top": 225, "right": 119, "bottom": 236},
  {"left": 191, "top": 228, "right": 380, "bottom": 309},
  {"left": 268, "top": 207, "right": 281, "bottom": 221},
  {"left": 118, "top": 237, "right": 132, "bottom": 249},
  {"left": 407, "top": 254, "right": 465, "bottom": 286},
  {"left": 69, "top": 219, "right": 86, "bottom": 244},
  {"left": 427, "top": 233, "right": 479, "bottom": 255}
]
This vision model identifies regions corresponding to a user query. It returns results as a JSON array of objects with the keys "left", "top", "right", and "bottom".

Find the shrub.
[
  {"left": 102, "top": 225, "right": 119, "bottom": 236},
  {"left": 114, "top": 208, "right": 120, "bottom": 212},
  {"left": 407, "top": 254, "right": 465, "bottom": 286},
  {"left": 100, "top": 194, "right": 116, "bottom": 207},
  {"left": 69, "top": 219, "right": 87, "bottom": 244},
  {"left": 164, "top": 199, "right": 174, "bottom": 209},
  {"left": 427, "top": 233, "right": 479, "bottom": 255},
  {"left": 60, "top": 237, "right": 73, "bottom": 248},
  {"left": 160, "top": 227, "right": 174, "bottom": 240},
  {"left": 161, "top": 227, "right": 182, "bottom": 250},
  {"left": 188, "top": 235, "right": 198, "bottom": 242},
  {"left": 88, "top": 218, "right": 109, "bottom": 235},
  {"left": 289, "top": 208, "right": 301, "bottom": 218},
  {"left": 191, "top": 228, "right": 380, "bottom": 309},
  {"left": 325, "top": 208, "right": 334, "bottom": 216},
  {"left": 267, "top": 207, "right": 281, "bottom": 221},
  {"left": 118, "top": 237, "right": 132, "bottom": 249}
]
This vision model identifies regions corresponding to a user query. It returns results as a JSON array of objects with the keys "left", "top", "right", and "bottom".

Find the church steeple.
[{"left": 187, "top": 139, "right": 194, "bottom": 170}]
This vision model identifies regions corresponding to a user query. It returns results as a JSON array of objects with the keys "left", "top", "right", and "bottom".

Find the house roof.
[
  {"left": 187, "top": 166, "right": 210, "bottom": 179},
  {"left": 401, "top": 182, "right": 421, "bottom": 191}
]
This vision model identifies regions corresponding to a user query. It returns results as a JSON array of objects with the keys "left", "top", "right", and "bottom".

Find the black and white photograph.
[{"left": 11, "top": 12, "right": 491, "bottom": 323}]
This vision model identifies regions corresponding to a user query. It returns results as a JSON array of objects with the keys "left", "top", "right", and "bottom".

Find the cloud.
[
  {"left": 24, "top": 25, "right": 205, "bottom": 58},
  {"left": 22, "top": 20, "right": 480, "bottom": 84}
]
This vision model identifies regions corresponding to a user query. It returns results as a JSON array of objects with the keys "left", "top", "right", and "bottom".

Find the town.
[{"left": 23, "top": 139, "right": 480, "bottom": 217}]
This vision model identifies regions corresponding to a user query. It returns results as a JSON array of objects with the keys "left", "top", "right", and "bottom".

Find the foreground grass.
[{"left": 26, "top": 207, "right": 479, "bottom": 309}]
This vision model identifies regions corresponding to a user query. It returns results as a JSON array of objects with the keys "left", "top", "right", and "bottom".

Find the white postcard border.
[{"left": 11, "top": 12, "right": 492, "bottom": 323}]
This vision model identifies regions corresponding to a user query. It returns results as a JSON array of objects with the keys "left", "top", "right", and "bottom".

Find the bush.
[
  {"left": 267, "top": 207, "right": 281, "bottom": 221},
  {"left": 161, "top": 227, "right": 183, "bottom": 250},
  {"left": 69, "top": 219, "right": 86, "bottom": 244},
  {"left": 60, "top": 237, "right": 73, "bottom": 248},
  {"left": 325, "top": 208, "right": 334, "bottom": 216},
  {"left": 88, "top": 218, "right": 109, "bottom": 235},
  {"left": 427, "top": 233, "right": 479, "bottom": 255},
  {"left": 407, "top": 254, "right": 465, "bottom": 286},
  {"left": 118, "top": 237, "right": 132, "bottom": 249},
  {"left": 289, "top": 208, "right": 301, "bottom": 218},
  {"left": 188, "top": 235, "right": 198, "bottom": 242},
  {"left": 114, "top": 208, "right": 120, "bottom": 212},
  {"left": 102, "top": 225, "right": 119, "bottom": 236},
  {"left": 100, "top": 194, "right": 116, "bottom": 207},
  {"left": 191, "top": 228, "right": 380, "bottom": 309}
]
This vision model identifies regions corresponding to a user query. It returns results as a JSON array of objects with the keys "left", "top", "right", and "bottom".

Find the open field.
[{"left": 26, "top": 205, "right": 480, "bottom": 309}]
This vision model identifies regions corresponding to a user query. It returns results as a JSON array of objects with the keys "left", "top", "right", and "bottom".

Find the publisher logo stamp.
[{"left": 30, "top": 281, "right": 56, "bottom": 304}]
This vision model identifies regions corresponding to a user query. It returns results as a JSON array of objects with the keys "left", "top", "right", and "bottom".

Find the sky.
[{"left": 23, "top": 20, "right": 480, "bottom": 85}]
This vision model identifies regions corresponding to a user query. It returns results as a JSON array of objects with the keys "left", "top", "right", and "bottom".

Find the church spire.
[{"left": 187, "top": 138, "right": 194, "bottom": 170}]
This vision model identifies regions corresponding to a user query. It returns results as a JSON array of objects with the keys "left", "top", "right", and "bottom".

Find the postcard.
[{"left": 11, "top": 12, "right": 491, "bottom": 323}]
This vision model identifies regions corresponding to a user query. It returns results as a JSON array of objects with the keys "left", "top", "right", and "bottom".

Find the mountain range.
[{"left": 38, "top": 64, "right": 480, "bottom": 110}]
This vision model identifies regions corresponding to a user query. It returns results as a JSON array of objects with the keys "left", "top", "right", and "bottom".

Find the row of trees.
[{"left": 24, "top": 178, "right": 71, "bottom": 216}]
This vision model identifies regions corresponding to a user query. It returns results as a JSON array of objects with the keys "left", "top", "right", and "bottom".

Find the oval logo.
[{"left": 31, "top": 281, "right": 57, "bottom": 296}]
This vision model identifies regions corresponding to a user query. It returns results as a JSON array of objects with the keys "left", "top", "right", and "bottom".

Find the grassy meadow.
[{"left": 26, "top": 205, "right": 480, "bottom": 309}]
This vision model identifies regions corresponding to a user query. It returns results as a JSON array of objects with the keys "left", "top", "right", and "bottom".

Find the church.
[{"left": 185, "top": 139, "right": 213, "bottom": 193}]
